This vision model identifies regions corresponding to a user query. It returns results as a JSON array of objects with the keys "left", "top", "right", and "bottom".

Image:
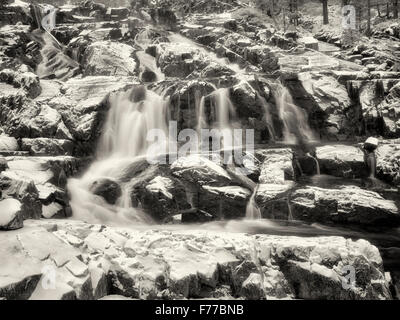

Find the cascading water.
[
  {"left": 197, "top": 87, "right": 241, "bottom": 151},
  {"left": 245, "top": 187, "right": 261, "bottom": 220},
  {"left": 245, "top": 83, "right": 317, "bottom": 220},
  {"left": 273, "top": 82, "right": 315, "bottom": 144},
  {"left": 308, "top": 153, "right": 321, "bottom": 175},
  {"left": 97, "top": 87, "right": 170, "bottom": 158},
  {"left": 257, "top": 92, "right": 276, "bottom": 142},
  {"left": 135, "top": 28, "right": 165, "bottom": 82},
  {"left": 68, "top": 87, "right": 171, "bottom": 226}
]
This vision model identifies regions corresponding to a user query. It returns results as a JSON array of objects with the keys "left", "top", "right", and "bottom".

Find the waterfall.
[
  {"left": 273, "top": 82, "right": 315, "bottom": 144},
  {"left": 68, "top": 87, "right": 170, "bottom": 226},
  {"left": 136, "top": 51, "right": 165, "bottom": 82},
  {"left": 367, "top": 152, "right": 377, "bottom": 178},
  {"left": 257, "top": 92, "right": 276, "bottom": 142},
  {"left": 287, "top": 197, "right": 294, "bottom": 221},
  {"left": 97, "top": 87, "right": 170, "bottom": 158},
  {"left": 307, "top": 153, "right": 320, "bottom": 175},
  {"left": 135, "top": 29, "right": 165, "bottom": 82},
  {"left": 245, "top": 187, "right": 261, "bottom": 220},
  {"left": 215, "top": 88, "right": 236, "bottom": 130},
  {"left": 197, "top": 88, "right": 239, "bottom": 151}
]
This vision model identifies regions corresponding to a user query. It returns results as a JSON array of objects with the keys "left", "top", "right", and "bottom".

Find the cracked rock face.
[{"left": 0, "top": 219, "right": 392, "bottom": 300}]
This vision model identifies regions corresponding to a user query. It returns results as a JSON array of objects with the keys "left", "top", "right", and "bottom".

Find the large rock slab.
[
  {"left": 90, "top": 178, "right": 122, "bottom": 205},
  {"left": 290, "top": 186, "right": 399, "bottom": 227},
  {"left": 0, "top": 219, "right": 392, "bottom": 300},
  {"left": 127, "top": 161, "right": 190, "bottom": 222},
  {"left": 0, "top": 172, "right": 41, "bottom": 220},
  {"left": 0, "top": 95, "right": 72, "bottom": 143},
  {"left": 21, "top": 138, "right": 74, "bottom": 156},
  {"left": 376, "top": 142, "right": 400, "bottom": 186},
  {"left": 127, "top": 156, "right": 251, "bottom": 222},
  {"left": 377, "top": 82, "right": 400, "bottom": 137},
  {"left": 316, "top": 145, "right": 367, "bottom": 178},
  {"left": 297, "top": 73, "right": 352, "bottom": 137},
  {"left": 0, "top": 222, "right": 93, "bottom": 300},
  {"left": 0, "top": 67, "right": 41, "bottom": 99},
  {"left": 26, "top": 105, "right": 67, "bottom": 139},
  {"left": 171, "top": 155, "right": 232, "bottom": 187},
  {"left": 81, "top": 41, "right": 137, "bottom": 77},
  {"left": 0, "top": 97, "right": 41, "bottom": 139},
  {"left": 256, "top": 148, "right": 294, "bottom": 184},
  {"left": 349, "top": 80, "right": 400, "bottom": 138},
  {"left": 200, "top": 185, "right": 251, "bottom": 220}
]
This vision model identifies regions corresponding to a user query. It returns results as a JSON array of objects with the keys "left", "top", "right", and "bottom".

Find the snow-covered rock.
[
  {"left": 0, "top": 219, "right": 392, "bottom": 300},
  {"left": 316, "top": 145, "right": 366, "bottom": 178},
  {"left": 82, "top": 41, "right": 137, "bottom": 77},
  {"left": 171, "top": 154, "right": 232, "bottom": 187},
  {"left": 0, "top": 135, "right": 19, "bottom": 153},
  {"left": 0, "top": 198, "right": 23, "bottom": 230},
  {"left": 376, "top": 142, "right": 400, "bottom": 185},
  {"left": 290, "top": 186, "right": 399, "bottom": 226},
  {"left": 256, "top": 148, "right": 294, "bottom": 184}
]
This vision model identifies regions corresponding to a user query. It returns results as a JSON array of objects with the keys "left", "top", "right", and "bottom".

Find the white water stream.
[{"left": 68, "top": 88, "right": 170, "bottom": 226}]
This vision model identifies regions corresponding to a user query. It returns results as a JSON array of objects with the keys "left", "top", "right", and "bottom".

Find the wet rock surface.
[{"left": 90, "top": 178, "right": 122, "bottom": 205}]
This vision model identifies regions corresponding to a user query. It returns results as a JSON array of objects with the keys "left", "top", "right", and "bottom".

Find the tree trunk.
[
  {"left": 367, "top": 0, "right": 371, "bottom": 35},
  {"left": 322, "top": 0, "right": 329, "bottom": 25},
  {"left": 394, "top": 0, "right": 399, "bottom": 19}
]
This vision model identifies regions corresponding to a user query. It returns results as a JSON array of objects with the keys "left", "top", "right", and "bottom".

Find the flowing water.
[
  {"left": 197, "top": 87, "right": 241, "bottom": 151},
  {"left": 308, "top": 153, "right": 321, "bottom": 175},
  {"left": 68, "top": 88, "right": 171, "bottom": 226},
  {"left": 245, "top": 187, "right": 262, "bottom": 220},
  {"left": 273, "top": 82, "right": 316, "bottom": 144},
  {"left": 257, "top": 92, "right": 277, "bottom": 142},
  {"left": 135, "top": 28, "right": 165, "bottom": 82}
]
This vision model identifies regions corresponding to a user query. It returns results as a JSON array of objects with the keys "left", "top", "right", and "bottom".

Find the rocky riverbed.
[
  {"left": 0, "top": 219, "right": 394, "bottom": 300},
  {"left": 0, "top": 0, "right": 400, "bottom": 300}
]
